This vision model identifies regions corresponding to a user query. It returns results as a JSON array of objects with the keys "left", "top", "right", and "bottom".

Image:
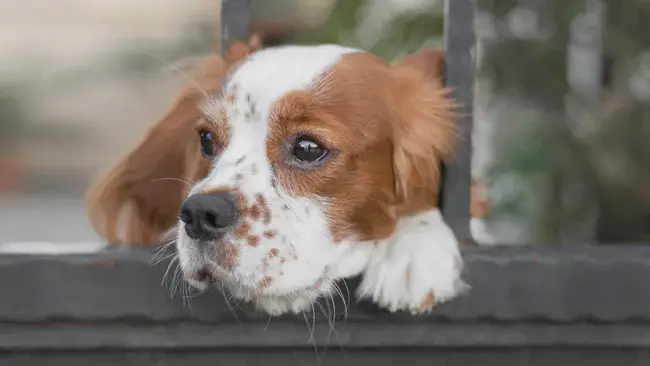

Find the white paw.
[{"left": 356, "top": 209, "right": 467, "bottom": 314}]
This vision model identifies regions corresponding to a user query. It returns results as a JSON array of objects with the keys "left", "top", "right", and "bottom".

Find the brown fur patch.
[{"left": 265, "top": 50, "right": 456, "bottom": 242}]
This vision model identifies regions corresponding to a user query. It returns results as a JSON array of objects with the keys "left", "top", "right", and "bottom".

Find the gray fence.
[{"left": 2, "top": 0, "right": 650, "bottom": 365}]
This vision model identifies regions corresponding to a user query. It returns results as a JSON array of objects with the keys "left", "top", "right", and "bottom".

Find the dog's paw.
[{"left": 357, "top": 209, "right": 467, "bottom": 314}]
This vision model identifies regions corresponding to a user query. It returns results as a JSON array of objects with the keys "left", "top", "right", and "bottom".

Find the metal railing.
[{"left": 442, "top": 0, "right": 474, "bottom": 240}]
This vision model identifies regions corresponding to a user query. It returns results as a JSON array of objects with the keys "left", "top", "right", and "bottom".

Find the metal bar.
[
  {"left": 2, "top": 245, "right": 650, "bottom": 322},
  {"left": 220, "top": 0, "right": 251, "bottom": 56},
  {"left": 442, "top": 0, "right": 475, "bottom": 241},
  {"left": 3, "top": 322, "right": 650, "bottom": 350},
  {"left": 1, "top": 349, "right": 648, "bottom": 365}
]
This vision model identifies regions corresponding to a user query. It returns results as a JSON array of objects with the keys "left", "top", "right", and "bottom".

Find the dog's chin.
[
  {"left": 182, "top": 265, "right": 328, "bottom": 315},
  {"left": 175, "top": 229, "right": 335, "bottom": 315},
  {"left": 179, "top": 258, "right": 330, "bottom": 313},
  {"left": 184, "top": 276, "right": 212, "bottom": 292}
]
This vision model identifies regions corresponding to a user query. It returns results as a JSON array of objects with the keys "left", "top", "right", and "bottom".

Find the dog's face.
[{"left": 176, "top": 45, "right": 457, "bottom": 308}]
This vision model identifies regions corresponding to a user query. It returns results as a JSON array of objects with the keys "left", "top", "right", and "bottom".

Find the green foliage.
[{"left": 292, "top": 0, "right": 443, "bottom": 61}]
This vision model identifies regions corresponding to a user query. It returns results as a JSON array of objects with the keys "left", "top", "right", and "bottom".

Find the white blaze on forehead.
[
  {"left": 200, "top": 44, "right": 363, "bottom": 181},
  {"left": 224, "top": 44, "right": 362, "bottom": 110}
]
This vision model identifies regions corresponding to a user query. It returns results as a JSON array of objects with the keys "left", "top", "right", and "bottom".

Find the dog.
[{"left": 87, "top": 38, "right": 488, "bottom": 315}]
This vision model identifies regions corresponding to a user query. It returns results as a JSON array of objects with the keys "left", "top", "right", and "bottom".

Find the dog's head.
[
  {"left": 176, "top": 45, "right": 457, "bottom": 306},
  {"left": 85, "top": 36, "right": 262, "bottom": 244}
]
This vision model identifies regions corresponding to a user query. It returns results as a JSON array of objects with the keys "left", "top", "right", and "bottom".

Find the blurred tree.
[{"left": 480, "top": 0, "right": 650, "bottom": 243}]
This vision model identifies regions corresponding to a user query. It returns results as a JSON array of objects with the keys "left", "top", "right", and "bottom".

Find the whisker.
[
  {"left": 151, "top": 249, "right": 178, "bottom": 267},
  {"left": 170, "top": 264, "right": 185, "bottom": 299},
  {"left": 181, "top": 277, "right": 194, "bottom": 311},
  {"left": 123, "top": 48, "right": 212, "bottom": 100},
  {"left": 150, "top": 177, "right": 193, "bottom": 188},
  {"left": 224, "top": 282, "right": 246, "bottom": 310},
  {"left": 161, "top": 253, "right": 179, "bottom": 294},
  {"left": 264, "top": 312, "right": 273, "bottom": 331},
  {"left": 218, "top": 286, "right": 242, "bottom": 323},
  {"left": 302, "top": 309, "right": 321, "bottom": 365},
  {"left": 325, "top": 291, "right": 337, "bottom": 338},
  {"left": 332, "top": 281, "right": 350, "bottom": 323},
  {"left": 304, "top": 293, "right": 317, "bottom": 343},
  {"left": 315, "top": 299, "right": 336, "bottom": 362}
]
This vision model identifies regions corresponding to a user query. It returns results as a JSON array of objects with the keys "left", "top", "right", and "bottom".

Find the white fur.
[
  {"left": 357, "top": 209, "right": 467, "bottom": 313},
  {"left": 176, "top": 44, "right": 465, "bottom": 315}
]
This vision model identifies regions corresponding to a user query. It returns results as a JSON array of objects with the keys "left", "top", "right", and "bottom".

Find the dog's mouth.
[
  {"left": 194, "top": 267, "right": 216, "bottom": 283},
  {"left": 182, "top": 265, "right": 219, "bottom": 291},
  {"left": 182, "top": 260, "right": 330, "bottom": 299}
]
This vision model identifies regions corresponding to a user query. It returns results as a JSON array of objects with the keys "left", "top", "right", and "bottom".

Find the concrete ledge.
[
  {"left": 2, "top": 243, "right": 650, "bottom": 364},
  {"left": 1, "top": 245, "right": 649, "bottom": 323}
]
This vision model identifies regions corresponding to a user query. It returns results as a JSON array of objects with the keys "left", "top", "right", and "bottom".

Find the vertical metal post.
[
  {"left": 442, "top": 0, "right": 475, "bottom": 241},
  {"left": 220, "top": 0, "right": 252, "bottom": 56}
]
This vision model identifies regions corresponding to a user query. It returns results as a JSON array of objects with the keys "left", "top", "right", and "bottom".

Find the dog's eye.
[
  {"left": 293, "top": 137, "right": 328, "bottom": 163},
  {"left": 199, "top": 130, "right": 216, "bottom": 158}
]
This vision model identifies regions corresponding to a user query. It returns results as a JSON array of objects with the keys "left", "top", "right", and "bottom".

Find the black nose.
[{"left": 179, "top": 192, "right": 239, "bottom": 241}]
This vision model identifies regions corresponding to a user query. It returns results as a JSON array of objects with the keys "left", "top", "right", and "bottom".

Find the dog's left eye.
[
  {"left": 199, "top": 130, "right": 216, "bottom": 158},
  {"left": 293, "top": 137, "right": 328, "bottom": 164}
]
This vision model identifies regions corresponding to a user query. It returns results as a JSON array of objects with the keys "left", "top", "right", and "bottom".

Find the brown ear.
[
  {"left": 389, "top": 50, "right": 457, "bottom": 214},
  {"left": 86, "top": 35, "right": 263, "bottom": 245},
  {"left": 85, "top": 87, "right": 211, "bottom": 245}
]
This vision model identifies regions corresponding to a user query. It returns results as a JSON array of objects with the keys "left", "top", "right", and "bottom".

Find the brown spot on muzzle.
[
  {"left": 247, "top": 235, "right": 260, "bottom": 247},
  {"left": 219, "top": 242, "right": 240, "bottom": 270},
  {"left": 232, "top": 190, "right": 251, "bottom": 220},
  {"left": 248, "top": 204, "right": 261, "bottom": 221},
  {"left": 233, "top": 221, "right": 251, "bottom": 238},
  {"left": 255, "top": 194, "right": 271, "bottom": 224}
]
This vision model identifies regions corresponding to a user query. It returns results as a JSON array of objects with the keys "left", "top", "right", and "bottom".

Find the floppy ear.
[
  {"left": 85, "top": 91, "right": 208, "bottom": 245},
  {"left": 86, "top": 35, "right": 263, "bottom": 245},
  {"left": 389, "top": 50, "right": 457, "bottom": 213}
]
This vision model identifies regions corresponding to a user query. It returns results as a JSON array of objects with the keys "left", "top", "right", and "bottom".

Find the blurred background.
[{"left": 0, "top": 0, "right": 648, "bottom": 246}]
